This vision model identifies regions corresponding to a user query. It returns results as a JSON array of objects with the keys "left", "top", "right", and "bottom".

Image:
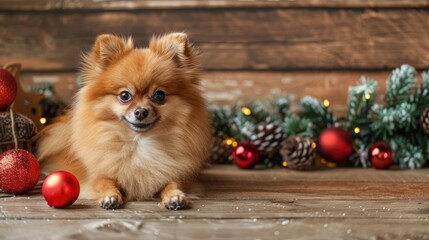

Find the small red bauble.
[
  {"left": 369, "top": 141, "right": 394, "bottom": 169},
  {"left": 0, "top": 149, "right": 40, "bottom": 194},
  {"left": 232, "top": 142, "right": 260, "bottom": 169},
  {"left": 317, "top": 127, "right": 353, "bottom": 162},
  {"left": 42, "top": 171, "right": 80, "bottom": 208},
  {"left": 0, "top": 68, "right": 18, "bottom": 111}
]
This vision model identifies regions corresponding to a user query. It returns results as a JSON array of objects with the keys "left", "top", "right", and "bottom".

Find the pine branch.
[
  {"left": 370, "top": 105, "right": 396, "bottom": 140},
  {"left": 209, "top": 105, "right": 232, "bottom": 135},
  {"left": 270, "top": 96, "right": 293, "bottom": 120},
  {"left": 410, "top": 70, "right": 429, "bottom": 114},
  {"left": 387, "top": 135, "right": 427, "bottom": 169},
  {"left": 396, "top": 143, "right": 426, "bottom": 169},
  {"left": 238, "top": 101, "right": 271, "bottom": 122},
  {"left": 394, "top": 102, "right": 417, "bottom": 132},
  {"left": 282, "top": 116, "right": 313, "bottom": 137},
  {"left": 385, "top": 64, "right": 416, "bottom": 107},
  {"left": 230, "top": 101, "right": 271, "bottom": 141},
  {"left": 345, "top": 77, "right": 377, "bottom": 132},
  {"left": 299, "top": 96, "right": 336, "bottom": 136},
  {"left": 231, "top": 115, "right": 255, "bottom": 142}
]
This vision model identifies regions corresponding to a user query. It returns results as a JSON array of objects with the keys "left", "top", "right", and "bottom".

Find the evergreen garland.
[
  {"left": 209, "top": 64, "right": 429, "bottom": 169},
  {"left": 369, "top": 65, "right": 429, "bottom": 168}
]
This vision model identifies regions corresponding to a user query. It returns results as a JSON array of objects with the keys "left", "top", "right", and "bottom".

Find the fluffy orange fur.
[{"left": 36, "top": 33, "right": 211, "bottom": 210}]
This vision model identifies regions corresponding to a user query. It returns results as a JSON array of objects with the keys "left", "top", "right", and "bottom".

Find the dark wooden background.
[{"left": 1, "top": 0, "right": 429, "bottom": 111}]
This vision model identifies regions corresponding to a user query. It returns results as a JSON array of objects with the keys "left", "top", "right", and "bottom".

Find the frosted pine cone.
[
  {"left": 250, "top": 121, "right": 284, "bottom": 157},
  {"left": 280, "top": 135, "right": 315, "bottom": 170},
  {"left": 208, "top": 131, "right": 233, "bottom": 164}
]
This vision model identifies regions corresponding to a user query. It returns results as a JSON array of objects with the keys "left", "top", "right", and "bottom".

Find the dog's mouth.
[{"left": 122, "top": 117, "right": 160, "bottom": 132}]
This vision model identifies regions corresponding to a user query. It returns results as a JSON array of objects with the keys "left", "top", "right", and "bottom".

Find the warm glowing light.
[
  {"left": 326, "top": 162, "right": 337, "bottom": 168},
  {"left": 323, "top": 99, "right": 330, "bottom": 107},
  {"left": 364, "top": 93, "right": 371, "bottom": 100},
  {"left": 225, "top": 137, "right": 238, "bottom": 147},
  {"left": 311, "top": 142, "right": 317, "bottom": 149},
  {"left": 40, "top": 118, "right": 47, "bottom": 124},
  {"left": 241, "top": 107, "right": 252, "bottom": 116},
  {"left": 282, "top": 161, "right": 288, "bottom": 167},
  {"left": 354, "top": 127, "right": 361, "bottom": 134}
]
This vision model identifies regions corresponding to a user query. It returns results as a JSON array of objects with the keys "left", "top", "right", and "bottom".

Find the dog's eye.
[
  {"left": 152, "top": 90, "right": 166, "bottom": 103},
  {"left": 119, "top": 91, "right": 133, "bottom": 103}
]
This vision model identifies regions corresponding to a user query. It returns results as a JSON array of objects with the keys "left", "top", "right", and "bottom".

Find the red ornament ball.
[
  {"left": 42, "top": 171, "right": 80, "bottom": 208},
  {"left": 369, "top": 141, "right": 394, "bottom": 169},
  {"left": 232, "top": 142, "right": 260, "bottom": 169},
  {"left": 0, "top": 149, "right": 40, "bottom": 194},
  {"left": 0, "top": 68, "right": 18, "bottom": 111},
  {"left": 317, "top": 127, "right": 353, "bottom": 162}
]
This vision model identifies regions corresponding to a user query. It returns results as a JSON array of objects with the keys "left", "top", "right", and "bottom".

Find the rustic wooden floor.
[{"left": 1, "top": 165, "right": 429, "bottom": 239}]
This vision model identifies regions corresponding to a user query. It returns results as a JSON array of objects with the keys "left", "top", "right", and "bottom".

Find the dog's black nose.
[{"left": 134, "top": 108, "right": 149, "bottom": 121}]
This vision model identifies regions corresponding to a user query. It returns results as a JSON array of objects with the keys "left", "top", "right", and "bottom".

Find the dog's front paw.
[
  {"left": 163, "top": 194, "right": 189, "bottom": 211},
  {"left": 99, "top": 194, "right": 123, "bottom": 209}
]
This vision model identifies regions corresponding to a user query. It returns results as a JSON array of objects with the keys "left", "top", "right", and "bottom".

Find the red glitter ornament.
[
  {"left": 232, "top": 142, "right": 260, "bottom": 169},
  {"left": 369, "top": 141, "right": 394, "bottom": 169},
  {"left": 0, "top": 149, "right": 40, "bottom": 194},
  {"left": 0, "top": 68, "right": 18, "bottom": 111},
  {"left": 42, "top": 171, "right": 80, "bottom": 208},
  {"left": 317, "top": 127, "right": 353, "bottom": 162}
]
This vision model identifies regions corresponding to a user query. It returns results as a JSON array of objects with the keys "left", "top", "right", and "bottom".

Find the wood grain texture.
[
  {"left": 1, "top": 0, "right": 428, "bottom": 11},
  {"left": 2, "top": 197, "right": 429, "bottom": 219},
  {"left": 201, "top": 165, "right": 429, "bottom": 183},
  {"left": 199, "top": 71, "right": 391, "bottom": 111},
  {"left": 1, "top": 219, "right": 429, "bottom": 239},
  {"left": 1, "top": 166, "right": 429, "bottom": 238},
  {"left": 2, "top": 8, "right": 428, "bottom": 71}
]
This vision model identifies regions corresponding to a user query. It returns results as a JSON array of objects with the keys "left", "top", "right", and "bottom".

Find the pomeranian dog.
[{"left": 36, "top": 33, "right": 211, "bottom": 210}]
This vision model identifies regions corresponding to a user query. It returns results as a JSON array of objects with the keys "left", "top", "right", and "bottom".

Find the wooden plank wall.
[{"left": 1, "top": 0, "right": 428, "bottom": 112}]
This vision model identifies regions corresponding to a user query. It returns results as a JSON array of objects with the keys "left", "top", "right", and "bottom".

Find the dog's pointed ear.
[
  {"left": 149, "top": 32, "right": 195, "bottom": 66},
  {"left": 86, "top": 34, "right": 134, "bottom": 71}
]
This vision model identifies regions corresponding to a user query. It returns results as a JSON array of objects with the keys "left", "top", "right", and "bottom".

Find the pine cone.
[
  {"left": 421, "top": 108, "right": 429, "bottom": 135},
  {"left": 250, "top": 121, "right": 284, "bottom": 156},
  {"left": 208, "top": 131, "right": 233, "bottom": 164},
  {"left": 280, "top": 135, "right": 315, "bottom": 170}
]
